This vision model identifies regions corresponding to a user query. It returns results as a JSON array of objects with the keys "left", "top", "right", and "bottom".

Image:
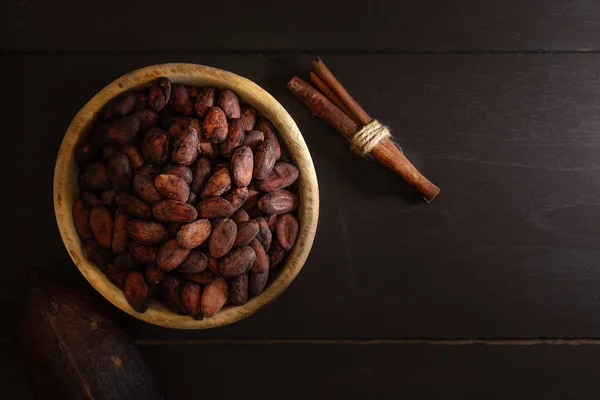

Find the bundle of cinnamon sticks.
[{"left": 287, "top": 58, "right": 440, "bottom": 203}]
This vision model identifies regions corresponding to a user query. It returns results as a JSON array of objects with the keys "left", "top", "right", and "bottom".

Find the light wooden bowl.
[{"left": 54, "top": 63, "right": 319, "bottom": 329}]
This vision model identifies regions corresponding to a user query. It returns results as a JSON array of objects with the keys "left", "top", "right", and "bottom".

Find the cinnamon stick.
[
  {"left": 309, "top": 72, "right": 358, "bottom": 124},
  {"left": 287, "top": 76, "right": 440, "bottom": 202}
]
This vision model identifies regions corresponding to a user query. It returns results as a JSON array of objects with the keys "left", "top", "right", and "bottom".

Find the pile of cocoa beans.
[{"left": 73, "top": 77, "right": 300, "bottom": 318}]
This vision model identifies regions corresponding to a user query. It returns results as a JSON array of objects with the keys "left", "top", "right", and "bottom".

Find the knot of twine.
[{"left": 350, "top": 119, "right": 396, "bottom": 156}]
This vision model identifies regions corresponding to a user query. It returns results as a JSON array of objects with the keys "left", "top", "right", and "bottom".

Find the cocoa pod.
[
  {"left": 249, "top": 238, "right": 269, "bottom": 273},
  {"left": 142, "top": 127, "right": 171, "bottom": 166},
  {"left": 201, "top": 277, "right": 228, "bottom": 317},
  {"left": 114, "top": 251, "right": 140, "bottom": 270},
  {"left": 138, "top": 164, "right": 161, "bottom": 178},
  {"left": 231, "top": 146, "right": 254, "bottom": 187},
  {"left": 186, "top": 86, "right": 201, "bottom": 99},
  {"left": 129, "top": 241, "right": 159, "bottom": 263},
  {"left": 99, "top": 91, "right": 138, "bottom": 120},
  {"left": 75, "top": 142, "right": 100, "bottom": 167},
  {"left": 190, "top": 157, "right": 211, "bottom": 194},
  {"left": 81, "top": 191, "right": 103, "bottom": 209},
  {"left": 203, "top": 107, "right": 228, "bottom": 143},
  {"left": 104, "top": 263, "right": 128, "bottom": 289},
  {"left": 73, "top": 200, "right": 92, "bottom": 240},
  {"left": 258, "top": 189, "right": 299, "bottom": 214},
  {"left": 172, "top": 126, "right": 199, "bottom": 165},
  {"left": 124, "top": 271, "right": 149, "bottom": 313},
  {"left": 133, "top": 109, "right": 160, "bottom": 132},
  {"left": 178, "top": 251, "right": 208, "bottom": 274},
  {"left": 254, "top": 162, "right": 299, "bottom": 192},
  {"left": 231, "top": 209, "right": 250, "bottom": 224},
  {"left": 233, "top": 220, "right": 259, "bottom": 247},
  {"left": 265, "top": 213, "right": 278, "bottom": 231},
  {"left": 242, "top": 130, "right": 264, "bottom": 150},
  {"left": 253, "top": 140, "right": 277, "bottom": 179},
  {"left": 153, "top": 199, "right": 198, "bottom": 222},
  {"left": 133, "top": 173, "right": 162, "bottom": 204},
  {"left": 108, "top": 152, "right": 133, "bottom": 193},
  {"left": 82, "top": 161, "right": 111, "bottom": 191},
  {"left": 194, "top": 87, "right": 215, "bottom": 118},
  {"left": 242, "top": 185, "right": 261, "bottom": 210},
  {"left": 94, "top": 115, "right": 141, "bottom": 145},
  {"left": 187, "top": 192, "right": 197, "bottom": 205},
  {"left": 276, "top": 213, "right": 299, "bottom": 251},
  {"left": 82, "top": 239, "right": 114, "bottom": 269},
  {"left": 209, "top": 218, "right": 237, "bottom": 258},
  {"left": 155, "top": 174, "right": 190, "bottom": 202},
  {"left": 250, "top": 269, "right": 269, "bottom": 295},
  {"left": 218, "top": 89, "right": 241, "bottom": 119},
  {"left": 197, "top": 196, "right": 235, "bottom": 220},
  {"left": 255, "top": 217, "right": 272, "bottom": 251},
  {"left": 169, "top": 84, "right": 193, "bottom": 115},
  {"left": 112, "top": 209, "right": 130, "bottom": 253},
  {"left": 157, "top": 239, "right": 190, "bottom": 271},
  {"left": 198, "top": 140, "right": 218, "bottom": 159},
  {"left": 230, "top": 274, "right": 249, "bottom": 306},
  {"left": 181, "top": 282, "right": 202, "bottom": 319},
  {"left": 169, "top": 123, "right": 186, "bottom": 139},
  {"left": 145, "top": 264, "right": 164, "bottom": 285},
  {"left": 176, "top": 219, "right": 211, "bottom": 249},
  {"left": 269, "top": 243, "right": 287, "bottom": 269},
  {"left": 162, "top": 164, "right": 193, "bottom": 184},
  {"left": 149, "top": 77, "right": 172, "bottom": 111},
  {"left": 121, "top": 144, "right": 145, "bottom": 173},
  {"left": 115, "top": 193, "right": 152, "bottom": 219},
  {"left": 240, "top": 104, "right": 257, "bottom": 132},
  {"left": 256, "top": 118, "right": 281, "bottom": 160},
  {"left": 184, "top": 270, "right": 215, "bottom": 285},
  {"left": 224, "top": 186, "right": 248, "bottom": 211},
  {"left": 90, "top": 207, "right": 113, "bottom": 248},
  {"left": 102, "top": 145, "right": 120, "bottom": 160},
  {"left": 167, "top": 222, "right": 184, "bottom": 237},
  {"left": 127, "top": 219, "right": 169, "bottom": 245},
  {"left": 218, "top": 246, "right": 256, "bottom": 278},
  {"left": 160, "top": 274, "right": 186, "bottom": 315},
  {"left": 207, "top": 255, "right": 219, "bottom": 275},
  {"left": 200, "top": 167, "right": 231, "bottom": 198},
  {"left": 219, "top": 119, "right": 245, "bottom": 158}
]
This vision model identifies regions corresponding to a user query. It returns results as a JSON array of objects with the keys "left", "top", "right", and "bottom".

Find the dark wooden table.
[{"left": 4, "top": 1, "right": 600, "bottom": 398}]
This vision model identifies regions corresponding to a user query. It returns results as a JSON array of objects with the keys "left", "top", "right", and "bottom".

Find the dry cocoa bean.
[
  {"left": 242, "top": 185, "right": 261, "bottom": 210},
  {"left": 255, "top": 216, "right": 273, "bottom": 251},
  {"left": 209, "top": 218, "right": 237, "bottom": 258},
  {"left": 133, "top": 109, "right": 159, "bottom": 132},
  {"left": 153, "top": 199, "right": 198, "bottom": 222},
  {"left": 169, "top": 84, "right": 193, "bottom": 115},
  {"left": 258, "top": 189, "right": 299, "bottom": 214},
  {"left": 231, "top": 209, "right": 250, "bottom": 224},
  {"left": 95, "top": 115, "right": 141, "bottom": 145},
  {"left": 194, "top": 87, "right": 215, "bottom": 117},
  {"left": 256, "top": 118, "right": 281, "bottom": 160},
  {"left": 207, "top": 255, "right": 219, "bottom": 275},
  {"left": 169, "top": 123, "right": 186, "bottom": 139},
  {"left": 231, "top": 146, "right": 253, "bottom": 187},
  {"left": 108, "top": 152, "right": 133, "bottom": 193},
  {"left": 149, "top": 77, "right": 172, "bottom": 111},
  {"left": 120, "top": 145, "right": 145, "bottom": 173},
  {"left": 184, "top": 270, "right": 215, "bottom": 285},
  {"left": 230, "top": 274, "right": 249, "bottom": 306},
  {"left": 265, "top": 213, "right": 278, "bottom": 232},
  {"left": 242, "top": 130, "right": 264, "bottom": 150},
  {"left": 105, "top": 263, "right": 128, "bottom": 289},
  {"left": 129, "top": 241, "right": 158, "bottom": 263},
  {"left": 219, "top": 119, "right": 245, "bottom": 158},
  {"left": 102, "top": 145, "right": 120, "bottom": 160},
  {"left": 82, "top": 161, "right": 111, "bottom": 191},
  {"left": 142, "top": 127, "right": 171, "bottom": 166},
  {"left": 73, "top": 200, "right": 92, "bottom": 240},
  {"left": 249, "top": 238, "right": 268, "bottom": 273},
  {"left": 138, "top": 164, "right": 161, "bottom": 178},
  {"left": 253, "top": 140, "right": 277, "bottom": 180},
  {"left": 187, "top": 192, "right": 197, "bottom": 205},
  {"left": 157, "top": 239, "right": 190, "bottom": 271},
  {"left": 276, "top": 213, "right": 299, "bottom": 251},
  {"left": 250, "top": 269, "right": 269, "bottom": 295},
  {"left": 172, "top": 116, "right": 192, "bottom": 127},
  {"left": 127, "top": 219, "right": 169, "bottom": 245},
  {"left": 224, "top": 186, "right": 248, "bottom": 211},
  {"left": 198, "top": 140, "right": 219, "bottom": 159},
  {"left": 201, "top": 277, "right": 228, "bottom": 317},
  {"left": 145, "top": 264, "right": 164, "bottom": 285},
  {"left": 268, "top": 243, "right": 287, "bottom": 269},
  {"left": 99, "top": 91, "right": 138, "bottom": 120},
  {"left": 181, "top": 282, "right": 202, "bottom": 319},
  {"left": 75, "top": 142, "right": 100, "bottom": 167},
  {"left": 167, "top": 222, "right": 183, "bottom": 237},
  {"left": 124, "top": 271, "right": 149, "bottom": 313},
  {"left": 114, "top": 251, "right": 140, "bottom": 270},
  {"left": 186, "top": 86, "right": 201, "bottom": 99},
  {"left": 233, "top": 220, "right": 259, "bottom": 247},
  {"left": 115, "top": 193, "right": 152, "bottom": 219},
  {"left": 218, "top": 89, "right": 241, "bottom": 119},
  {"left": 100, "top": 189, "right": 117, "bottom": 209},
  {"left": 162, "top": 164, "right": 193, "bottom": 184},
  {"left": 172, "top": 127, "right": 199, "bottom": 165},
  {"left": 203, "top": 107, "right": 228, "bottom": 143},
  {"left": 190, "top": 157, "right": 211, "bottom": 194},
  {"left": 154, "top": 174, "right": 190, "bottom": 202},
  {"left": 82, "top": 239, "right": 114, "bottom": 270},
  {"left": 90, "top": 207, "right": 113, "bottom": 248},
  {"left": 218, "top": 246, "right": 256, "bottom": 278},
  {"left": 200, "top": 168, "right": 231, "bottom": 198},
  {"left": 133, "top": 173, "right": 162, "bottom": 204},
  {"left": 240, "top": 105, "right": 257, "bottom": 132},
  {"left": 247, "top": 208, "right": 265, "bottom": 219},
  {"left": 81, "top": 192, "right": 103, "bottom": 209},
  {"left": 161, "top": 274, "right": 186, "bottom": 315},
  {"left": 112, "top": 209, "right": 130, "bottom": 253},
  {"left": 254, "top": 162, "right": 299, "bottom": 192},
  {"left": 176, "top": 219, "right": 211, "bottom": 249},
  {"left": 178, "top": 251, "right": 208, "bottom": 274}
]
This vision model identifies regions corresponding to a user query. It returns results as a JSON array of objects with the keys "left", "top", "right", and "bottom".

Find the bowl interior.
[{"left": 54, "top": 63, "right": 319, "bottom": 329}]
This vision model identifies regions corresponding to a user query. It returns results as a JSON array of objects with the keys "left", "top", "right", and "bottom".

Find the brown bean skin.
[
  {"left": 145, "top": 264, "right": 164, "bottom": 285},
  {"left": 115, "top": 193, "right": 152, "bottom": 219},
  {"left": 275, "top": 213, "right": 299, "bottom": 250},
  {"left": 171, "top": 126, "right": 199, "bottom": 166},
  {"left": 142, "top": 127, "right": 171, "bottom": 166},
  {"left": 265, "top": 213, "right": 278, "bottom": 232},
  {"left": 240, "top": 104, "right": 257, "bottom": 132},
  {"left": 200, "top": 168, "right": 231, "bottom": 199},
  {"left": 248, "top": 238, "right": 269, "bottom": 274},
  {"left": 94, "top": 115, "right": 141, "bottom": 146},
  {"left": 224, "top": 187, "right": 248, "bottom": 212},
  {"left": 176, "top": 219, "right": 212, "bottom": 249},
  {"left": 231, "top": 146, "right": 254, "bottom": 187},
  {"left": 82, "top": 161, "right": 111, "bottom": 191},
  {"left": 120, "top": 144, "right": 145, "bottom": 173},
  {"left": 162, "top": 164, "right": 193, "bottom": 184},
  {"left": 90, "top": 207, "right": 113, "bottom": 248},
  {"left": 229, "top": 274, "right": 249, "bottom": 306},
  {"left": 233, "top": 220, "right": 259, "bottom": 247},
  {"left": 73, "top": 200, "right": 93, "bottom": 240},
  {"left": 249, "top": 269, "right": 269, "bottom": 296},
  {"left": 254, "top": 162, "right": 299, "bottom": 192},
  {"left": 208, "top": 218, "right": 237, "bottom": 258},
  {"left": 268, "top": 243, "right": 287, "bottom": 270},
  {"left": 257, "top": 189, "right": 299, "bottom": 215},
  {"left": 127, "top": 219, "right": 169, "bottom": 245},
  {"left": 153, "top": 200, "right": 198, "bottom": 223},
  {"left": 255, "top": 217, "right": 272, "bottom": 252},
  {"left": 201, "top": 277, "right": 228, "bottom": 317},
  {"left": 129, "top": 242, "right": 159, "bottom": 263},
  {"left": 155, "top": 174, "right": 190, "bottom": 202},
  {"left": 112, "top": 209, "right": 130, "bottom": 253},
  {"left": 108, "top": 152, "right": 133, "bottom": 193},
  {"left": 149, "top": 77, "right": 172, "bottom": 111},
  {"left": 113, "top": 251, "right": 140, "bottom": 270},
  {"left": 231, "top": 209, "right": 250, "bottom": 224},
  {"left": 169, "top": 84, "right": 193, "bottom": 115},
  {"left": 253, "top": 140, "right": 277, "bottom": 180},
  {"left": 256, "top": 118, "right": 281, "bottom": 160},
  {"left": 194, "top": 87, "right": 215, "bottom": 118},
  {"left": 218, "top": 246, "right": 256, "bottom": 278},
  {"left": 133, "top": 173, "right": 163, "bottom": 204},
  {"left": 160, "top": 274, "right": 186, "bottom": 315},
  {"left": 242, "top": 185, "right": 261, "bottom": 210},
  {"left": 203, "top": 107, "right": 228, "bottom": 143},
  {"left": 184, "top": 270, "right": 216, "bottom": 285},
  {"left": 242, "top": 130, "right": 264, "bottom": 150},
  {"left": 81, "top": 192, "right": 103, "bottom": 209},
  {"left": 75, "top": 142, "right": 100, "bottom": 167},
  {"left": 99, "top": 91, "right": 138, "bottom": 120},
  {"left": 218, "top": 89, "right": 241, "bottom": 119},
  {"left": 178, "top": 251, "right": 208, "bottom": 274},
  {"left": 104, "top": 264, "right": 128, "bottom": 289},
  {"left": 189, "top": 157, "right": 211, "bottom": 194},
  {"left": 219, "top": 119, "right": 245, "bottom": 158},
  {"left": 181, "top": 282, "right": 202, "bottom": 319},
  {"left": 133, "top": 110, "right": 160, "bottom": 133},
  {"left": 157, "top": 239, "right": 190, "bottom": 271},
  {"left": 138, "top": 164, "right": 162, "bottom": 178}
]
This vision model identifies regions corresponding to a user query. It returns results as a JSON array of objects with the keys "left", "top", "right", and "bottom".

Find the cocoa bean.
[
  {"left": 249, "top": 238, "right": 269, "bottom": 273},
  {"left": 121, "top": 144, "right": 145, "bottom": 173},
  {"left": 242, "top": 185, "right": 261, "bottom": 210},
  {"left": 133, "top": 110, "right": 159, "bottom": 132},
  {"left": 127, "top": 219, "right": 169, "bottom": 245},
  {"left": 190, "top": 157, "right": 211, "bottom": 194},
  {"left": 162, "top": 164, "right": 193, "bottom": 184},
  {"left": 145, "top": 264, "right": 164, "bottom": 285},
  {"left": 82, "top": 239, "right": 114, "bottom": 269},
  {"left": 181, "top": 282, "right": 202, "bottom": 319},
  {"left": 233, "top": 220, "right": 259, "bottom": 247},
  {"left": 219, "top": 119, "right": 245, "bottom": 158},
  {"left": 218, "top": 89, "right": 241, "bottom": 119},
  {"left": 224, "top": 186, "right": 248, "bottom": 211},
  {"left": 133, "top": 173, "right": 162, "bottom": 204},
  {"left": 108, "top": 152, "right": 133, "bottom": 193},
  {"left": 258, "top": 189, "right": 299, "bottom": 214},
  {"left": 157, "top": 239, "right": 190, "bottom": 271},
  {"left": 95, "top": 115, "right": 141, "bottom": 145},
  {"left": 100, "top": 189, "right": 117, "bottom": 209},
  {"left": 207, "top": 255, "right": 219, "bottom": 275},
  {"left": 218, "top": 246, "right": 256, "bottom": 278},
  {"left": 247, "top": 208, "right": 265, "bottom": 219},
  {"left": 142, "top": 127, "right": 171, "bottom": 166},
  {"left": 249, "top": 269, "right": 269, "bottom": 295},
  {"left": 73, "top": 200, "right": 92, "bottom": 240},
  {"left": 75, "top": 142, "right": 100, "bottom": 167},
  {"left": 137, "top": 164, "right": 161, "bottom": 178},
  {"left": 129, "top": 241, "right": 158, "bottom": 263},
  {"left": 194, "top": 87, "right": 215, "bottom": 118},
  {"left": 112, "top": 209, "right": 130, "bottom": 253},
  {"left": 115, "top": 193, "right": 152, "bottom": 219},
  {"left": 114, "top": 251, "right": 140, "bottom": 270},
  {"left": 254, "top": 162, "right": 299, "bottom": 192},
  {"left": 168, "top": 84, "right": 193, "bottom": 115},
  {"left": 255, "top": 217, "right": 272, "bottom": 252},
  {"left": 186, "top": 86, "right": 201, "bottom": 99},
  {"left": 231, "top": 146, "right": 253, "bottom": 187},
  {"left": 176, "top": 219, "right": 211, "bottom": 249},
  {"left": 203, "top": 107, "right": 228, "bottom": 143},
  {"left": 200, "top": 168, "right": 231, "bottom": 198},
  {"left": 265, "top": 213, "right": 278, "bottom": 231},
  {"left": 81, "top": 191, "right": 103, "bottom": 209},
  {"left": 154, "top": 174, "right": 190, "bottom": 202},
  {"left": 242, "top": 130, "right": 264, "bottom": 150},
  {"left": 167, "top": 222, "right": 184, "bottom": 238},
  {"left": 169, "top": 123, "right": 186, "bottom": 139},
  {"left": 231, "top": 209, "right": 250, "bottom": 224},
  {"left": 102, "top": 145, "right": 120, "bottom": 160},
  {"left": 171, "top": 127, "right": 199, "bottom": 166},
  {"left": 256, "top": 118, "right": 281, "bottom": 160},
  {"left": 99, "top": 91, "right": 138, "bottom": 120},
  {"left": 198, "top": 140, "right": 218, "bottom": 159},
  {"left": 90, "top": 207, "right": 113, "bottom": 248},
  {"left": 268, "top": 243, "right": 287, "bottom": 269},
  {"left": 240, "top": 104, "right": 257, "bottom": 132},
  {"left": 201, "top": 277, "right": 228, "bottom": 317},
  {"left": 82, "top": 161, "right": 111, "bottom": 191},
  {"left": 124, "top": 271, "right": 149, "bottom": 313},
  {"left": 153, "top": 199, "right": 198, "bottom": 222},
  {"left": 187, "top": 192, "right": 197, "bottom": 205},
  {"left": 184, "top": 270, "right": 215, "bottom": 285},
  {"left": 160, "top": 274, "right": 186, "bottom": 315},
  {"left": 230, "top": 274, "right": 249, "bottom": 306},
  {"left": 209, "top": 218, "right": 237, "bottom": 258},
  {"left": 178, "top": 251, "right": 208, "bottom": 274},
  {"left": 149, "top": 77, "right": 172, "bottom": 111},
  {"left": 105, "top": 263, "right": 128, "bottom": 289},
  {"left": 276, "top": 213, "right": 299, "bottom": 251},
  {"left": 253, "top": 140, "right": 277, "bottom": 180}
]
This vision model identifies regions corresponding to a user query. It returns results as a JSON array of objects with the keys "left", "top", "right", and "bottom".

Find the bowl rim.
[{"left": 53, "top": 63, "right": 319, "bottom": 329}]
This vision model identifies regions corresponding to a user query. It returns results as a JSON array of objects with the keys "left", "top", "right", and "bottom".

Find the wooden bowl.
[{"left": 54, "top": 63, "right": 319, "bottom": 329}]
